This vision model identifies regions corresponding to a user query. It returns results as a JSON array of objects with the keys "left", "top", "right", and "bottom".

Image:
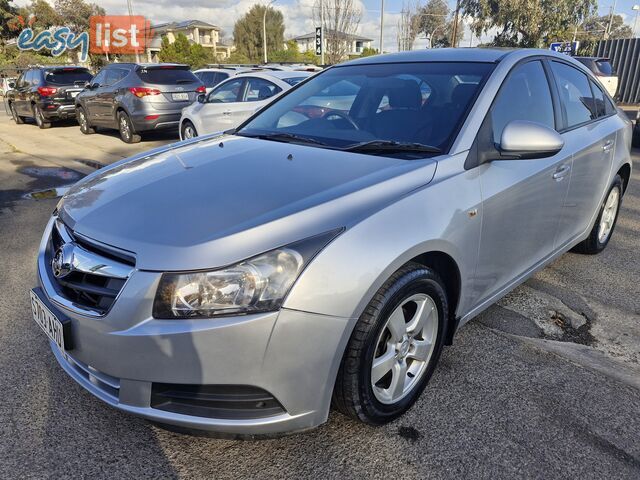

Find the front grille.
[
  {"left": 46, "top": 218, "right": 134, "bottom": 316},
  {"left": 151, "top": 384, "right": 286, "bottom": 420}
]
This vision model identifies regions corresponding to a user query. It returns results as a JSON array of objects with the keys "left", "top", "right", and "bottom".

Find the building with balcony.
[
  {"left": 145, "top": 20, "right": 235, "bottom": 62},
  {"left": 292, "top": 30, "right": 373, "bottom": 59}
]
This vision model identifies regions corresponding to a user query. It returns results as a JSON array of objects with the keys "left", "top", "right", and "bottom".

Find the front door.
[
  {"left": 473, "top": 60, "right": 571, "bottom": 304},
  {"left": 199, "top": 78, "right": 247, "bottom": 134}
]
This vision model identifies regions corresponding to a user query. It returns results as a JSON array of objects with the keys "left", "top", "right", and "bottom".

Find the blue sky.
[{"left": 13, "top": 0, "right": 640, "bottom": 52}]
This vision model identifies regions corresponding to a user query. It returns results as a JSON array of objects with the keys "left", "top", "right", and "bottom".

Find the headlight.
[{"left": 152, "top": 229, "right": 343, "bottom": 319}]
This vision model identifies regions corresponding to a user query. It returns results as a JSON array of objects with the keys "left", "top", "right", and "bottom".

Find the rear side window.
[
  {"left": 595, "top": 60, "right": 615, "bottom": 76},
  {"left": 590, "top": 79, "right": 607, "bottom": 117},
  {"left": 105, "top": 68, "right": 128, "bottom": 86},
  {"left": 550, "top": 61, "right": 596, "bottom": 128},
  {"left": 137, "top": 67, "right": 198, "bottom": 85},
  {"left": 490, "top": 61, "right": 555, "bottom": 144},
  {"left": 44, "top": 69, "right": 92, "bottom": 85},
  {"left": 244, "top": 78, "right": 281, "bottom": 101}
]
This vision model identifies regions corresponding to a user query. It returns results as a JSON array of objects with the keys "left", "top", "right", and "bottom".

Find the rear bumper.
[
  {"left": 39, "top": 101, "right": 77, "bottom": 120},
  {"left": 130, "top": 112, "right": 182, "bottom": 132}
]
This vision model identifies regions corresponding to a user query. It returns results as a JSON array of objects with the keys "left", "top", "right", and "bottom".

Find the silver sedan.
[{"left": 32, "top": 48, "right": 632, "bottom": 436}]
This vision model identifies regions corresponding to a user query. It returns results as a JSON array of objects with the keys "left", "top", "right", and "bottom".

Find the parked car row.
[{"left": 5, "top": 63, "right": 317, "bottom": 143}]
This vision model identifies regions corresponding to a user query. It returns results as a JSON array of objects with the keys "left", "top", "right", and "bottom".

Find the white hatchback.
[{"left": 179, "top": 71, "right": 312, "bottom": 140}]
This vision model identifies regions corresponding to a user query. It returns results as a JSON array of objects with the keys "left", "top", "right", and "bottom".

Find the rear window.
[
  {"left": 137, "top": 67, "right": 199, "bottom": 85},
  {"left": 596, "top": 60, "right": 615, "bottom": 76},
  {"left": 282, "top": 76, "right": 308, "bottom": 86},
  {"left": 44, "top": 69, "right": 92, "bottom": 85}
]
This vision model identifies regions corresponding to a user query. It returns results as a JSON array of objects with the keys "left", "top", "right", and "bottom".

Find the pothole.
[
  {"left": 23, "top": 186, "right": 72, "bottom": 200},
  {"left": 19, "top": 166, "right": 83, "bottom": 181},
  {"left": 497, "top": 285, "right": 596, "bottom": 345}
]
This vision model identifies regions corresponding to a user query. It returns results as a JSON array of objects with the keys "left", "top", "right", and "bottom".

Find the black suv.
[
  {"left": 75, "top": 63, "right": 205, "bottom": 143},
  {"left": 7, "top": 66, "right": 93, "bottom": 129}
]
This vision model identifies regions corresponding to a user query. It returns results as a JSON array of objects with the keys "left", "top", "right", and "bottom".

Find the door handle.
[
  {"left": 602, "top": 140, "right": 614, "bottom": 152},
  {"left": 222, "top": 110, "right": 231, "bottom": 116},
  {"left": 552, "top": 164, "right": 571, "bottom": 180}
]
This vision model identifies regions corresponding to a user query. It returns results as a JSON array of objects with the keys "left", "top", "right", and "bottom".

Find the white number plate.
[
  {"left": 30, "top": 290, "right": 66, "bottom": 351},
  {"left": 172, "top": 93, "right": 189, "bottom": 101}
]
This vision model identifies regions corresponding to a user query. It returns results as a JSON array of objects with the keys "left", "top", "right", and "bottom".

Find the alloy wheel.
[
  {"left": 183, "top": 123, "right": 197, "bottom": 139},
  {"left": 371, "top": 293, "right": 439, "bottom": 404},
  {"left": 598, "top": 186, "right": 620, "bottom": 244},
  {"left": 120, "top": 115, "right": 131, "bottom": 141}
]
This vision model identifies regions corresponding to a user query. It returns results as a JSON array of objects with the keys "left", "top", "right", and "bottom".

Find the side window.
[
  {"left": 590, "top": 79, "right": 607, "bottom": 118},
  {"left": 244, "top": 78, "right": 281, "bottom": 102},
  {"left": 490, "top": 61, "right": 555, "bottom": 144},
  {"left": 208, "top": 78, "right": 244, "bottom": 103},
  {"left": 23, "top": 70, "right": 33, "bottom": 86},
  {"left": 31, "top": 70, "right": 41, "bottom": 86},
  {"left": 198, "top": 72, "right": 215, "bottom": 88},
  {"left": 550, "top": 61, "right": 596, "bottom": 128},
  {"left": 16, "top": 73, "right": 26, "bottom": 88}
]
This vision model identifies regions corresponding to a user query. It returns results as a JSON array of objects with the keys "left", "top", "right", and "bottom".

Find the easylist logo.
[{"left": 90, "top": 16, "right": 151, "bottom": 55}]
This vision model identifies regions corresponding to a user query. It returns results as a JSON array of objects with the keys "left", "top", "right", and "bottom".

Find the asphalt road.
[{"left": 0, "top": 111, "right": 639, "bottom": 479}]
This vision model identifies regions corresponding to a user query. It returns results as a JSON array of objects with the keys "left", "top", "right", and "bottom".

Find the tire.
[
  {"left": 77, "top": 106, "right": 95, "bottom": 134},
  {"left": 573, "top": 175, "right": 623, "bottom": 254},
  {"left": 333, "top": 262, "right": 448, "bottom": 425},
  {"left": 34, "top": 104, "right": 51, "bottom": 129},
  {"left": 117, "top": 111, "right": 141, "bottom": 143},
  {"left": 10, "top": 102, "right": 25, "bottom": 124},
  {"left": 181, "top": 120, "right": 198, "bottom": 140}
]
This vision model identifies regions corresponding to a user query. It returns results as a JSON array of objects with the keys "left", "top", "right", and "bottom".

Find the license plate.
[
  {"left": 172, "top": 93, "right": 189, "bottom": 101},
  {"left": 30, "top": 290, "right": 68, "bottom": 351}
]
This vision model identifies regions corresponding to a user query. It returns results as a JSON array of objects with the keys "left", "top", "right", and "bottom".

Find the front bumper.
[{"left": 36, "top": 217, "right": 352, "bottom": 435}]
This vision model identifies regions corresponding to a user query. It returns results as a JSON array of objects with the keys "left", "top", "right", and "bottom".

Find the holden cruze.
[{"left": 31, "top": 48, "right": 632, "bottom": 436}]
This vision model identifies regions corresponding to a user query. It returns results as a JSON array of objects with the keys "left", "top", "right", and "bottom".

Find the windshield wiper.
[
  {"left": 343, "top": 140, "right": 441, "bottom": 156},
  {"left": 238, "top": 132, "right": 328, "bottom": 147}
]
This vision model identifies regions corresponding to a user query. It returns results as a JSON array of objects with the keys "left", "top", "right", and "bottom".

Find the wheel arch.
[{"left": 618, "top": 162, "right": 632, "bottom": 194}]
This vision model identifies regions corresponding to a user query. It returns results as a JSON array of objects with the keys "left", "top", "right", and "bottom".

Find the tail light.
[
  {"left": 129, "top": 87, "right": 161, "bottom": 98},
  {"left": 38, "top": 86, "right": 58, "bottom": 97},
  {"left": 196, "top": 85, "right": 206, "bottom": 94}
]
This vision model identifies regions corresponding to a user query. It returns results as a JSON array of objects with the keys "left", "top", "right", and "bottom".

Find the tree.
[
  {"left": 583, "top": 14, "right": 632, "bottom": 40},
  {"left": 19, "top": 0, "right": 62, "bottom": 29},
  {"left": 414, "top": 0, "right": 460, "bottom": 48},
  {"left": 397, "top": 1, "right": 420, "bottom": 51},
  {"left": 270, "top": 39, "right": 302, "bottom": 62},
  {"left": 233, "top": 4, "right": 284, "bottom": 62},
  {"left": 158, "top": 33, "right": 213, "bottom": 68},
  {"left": 461, "top": 0, "right": 596, "bottom": 47},
  {"left": 54, "top": 0, "right": 104, "bottom": 31},
  {"left": 360, "top": 47, "right": 379, "bottom": 57},
  {"left": 1, "top": 0, "right": 18, "bottom": 46},
  {"left": 313, "top": 0, "right": 362, "bottom": 64}
]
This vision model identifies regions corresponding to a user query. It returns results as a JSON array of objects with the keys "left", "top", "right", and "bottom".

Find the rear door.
[
  {"left": 474, "top": 60, "right": 571, "bottom": 303},
  {"left": 549, "top": 60, "right": 617, "bottom": 245}
]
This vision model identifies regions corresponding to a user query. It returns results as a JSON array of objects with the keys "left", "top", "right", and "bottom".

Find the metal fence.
[{"left": 596, "top": 38, "right": 640, "bottom": 104}]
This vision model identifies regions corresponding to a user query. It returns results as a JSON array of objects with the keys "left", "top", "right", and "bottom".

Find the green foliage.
[
  {"left": 360, "top": 47, "right": 379, "bottom": 57},
  {"left": 233, "top": 4, "right": 284, "bottom": 62},
  {"left": 54, "top": 0, "right": 104, "bottom": 30},
  {"left": 414, "top": 0, "right": 462, "bottom": 48},
  {"left": 583, "top": 14, "right": 633, "bottom": 40},
  {"left": 461, "top": 0, "right": 597, "bottom": 47},
  {"left": 19, "top": 0, "right": 62, "bottom": 29},
  {"left": 219, "top": 51, "right": 252, "bottom": 64},
  {"left": 157, "top": 33, "right": 214, "bottom": 69},
  {"left": 1, "top": 0, "right": 18, "bottom": 43}
]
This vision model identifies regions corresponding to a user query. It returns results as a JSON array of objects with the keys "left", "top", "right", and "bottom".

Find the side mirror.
[
  {"left": 8, "top": 82, "right": 15, "bottom": 89},
  {"left": 197, "top": 93, "right": 206, "bottom": 103},
  {"left": 498, "top": 120, "right": 564, "bottom": 159}
]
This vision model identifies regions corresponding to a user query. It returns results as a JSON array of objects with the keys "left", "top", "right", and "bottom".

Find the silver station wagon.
[{"left": 31, "top": 48, "right": 632, "bottom": 436}]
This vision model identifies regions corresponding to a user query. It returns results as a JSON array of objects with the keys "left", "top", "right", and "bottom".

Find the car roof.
[
  {"left": 339, "top": 47, "right": 571, "bottom": 67},
  {"left": 236, "top": 70, "right": 313, "bottom": 80}
]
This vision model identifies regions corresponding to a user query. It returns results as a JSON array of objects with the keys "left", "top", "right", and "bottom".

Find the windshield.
[{"left": 238, "top": 62, "right": 493, "bottom": 156}]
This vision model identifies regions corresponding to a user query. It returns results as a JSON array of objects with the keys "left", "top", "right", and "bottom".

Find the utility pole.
[
  {"left": 263, "top": 0, "right": 277, "bottom": 64},
  {"left": 321, "top": 0, "right": 325, "bottom": 65},
  {"left": 379, "top": 0, "right": 385, "bottom": 54},
  {"left": 450, "top": 0, "right": 460, "bottom": 47},
  {"left": 633, "top": 5, "right": 640, "bottom": 37},
  {"left": 605, "top": 0, "right": 618, "bottom": 39},
  {"left": 126, "top": 0, "right": 140, "bottom": 63}
]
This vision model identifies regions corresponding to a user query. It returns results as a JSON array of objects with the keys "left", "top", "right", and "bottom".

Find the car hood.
[{"left": 59, "top": 135, "right": 438, "bottom": 270}]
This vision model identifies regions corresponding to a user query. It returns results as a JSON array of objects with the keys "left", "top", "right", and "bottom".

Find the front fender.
[{"left": 284, "top": 153, "right": 482, "bottom": 321}]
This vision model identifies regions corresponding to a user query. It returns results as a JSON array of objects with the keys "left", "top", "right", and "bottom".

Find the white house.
[{"left": 292, "top": 30, "right": 373, "bottom": 59}]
